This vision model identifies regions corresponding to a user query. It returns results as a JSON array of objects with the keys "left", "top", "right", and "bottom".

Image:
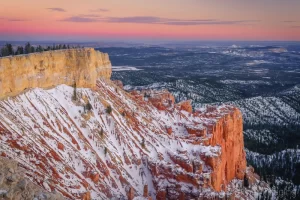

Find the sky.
[{"left": 1, "top": 0, "right": 300, "bottom": 41}]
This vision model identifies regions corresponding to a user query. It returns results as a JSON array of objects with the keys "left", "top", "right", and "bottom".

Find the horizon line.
[{"left": 1, "top": 39, "right": 300, "bottom": 43}]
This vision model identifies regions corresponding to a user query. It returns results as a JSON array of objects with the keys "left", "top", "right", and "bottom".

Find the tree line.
[
  {"left": 256, "top": 177, "right": 300, "bottom": 200},
  {"left": 0, "top": 42, "right": 82, "bottom": 57},
  {"left": 247, "top": 148, "right": 300, "bottom": 185},
  {"left": 244, "top": 123, "right": 300, "bottom": 155}
]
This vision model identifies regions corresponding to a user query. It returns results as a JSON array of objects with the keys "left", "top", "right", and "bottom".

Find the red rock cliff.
[{"left": 209, "top": 107, "right": 246, "bottom": 191}]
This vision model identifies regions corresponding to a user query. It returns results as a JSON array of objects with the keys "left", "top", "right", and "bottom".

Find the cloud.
[
  {"left": 90, "top": 8, "right": 109, "bottom": 12},
  {"left": 61, "top": 16, "right": 98, "bottom": 22},
  {"left": 61, "top": 15, "right": 260, "bottom": 26},
  {"left": 105, "top": 16, "right": 260, "bottom": 25},
  {"left": 60, "top": 14, "right": 102, "bottom": 22},
  {"left": 78, "top": 14, "right": 101, "bottom": 18},
  {"left": 282, "top": 21, "right": 300, "bottom": 28},
  {"left": 0, "top": 17, "right": 29, "bottom": 21},
  {"left": 47, "top": 8, "right": 66, "bottom": 12},
  {"left": 283, "top": 20, "right": 297, "bottom": 23},
  {"left": 7, "top": 19, "right": 29, "bottom": 21}
]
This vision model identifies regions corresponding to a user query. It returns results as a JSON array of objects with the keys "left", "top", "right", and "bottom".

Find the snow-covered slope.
[
  {"left": 0, "top": 78, "right": 263, "bottom": 199},
  {"left": 228, "top": 96, "right": 300, "bottom": 126}
]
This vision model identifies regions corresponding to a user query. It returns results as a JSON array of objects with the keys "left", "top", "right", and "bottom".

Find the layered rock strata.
[{"left": 0, "top": 48, "right": 111, "bottom": 99}]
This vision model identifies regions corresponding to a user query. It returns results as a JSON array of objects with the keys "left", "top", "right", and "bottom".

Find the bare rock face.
[
  {"left": 208, "top": 107, "right": 246, "bottom": 191},
  {"left": 0, "top": 157, "right": 64, "bottom": 200},
  {"left": 0, "top": 48, "right": 111, "bottom": 99},
  {"left": 112, "top": 80, "right": 124, "bottom": 89},
  {"left": 143, "top": 185, "right": 149, "bottom": 197},
  {"left": 127, "top": 187, "right": 135, "bottom": 200},
  {"left": 146, "top": 90, "right": 175, "bottom": 110},
  {"left": 177, "top": 100, "right": 193, "bottom": 113}
]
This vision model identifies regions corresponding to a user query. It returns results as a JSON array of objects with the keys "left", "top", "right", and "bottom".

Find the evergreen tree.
[
  {"left": 72, "top": 82, "right": 77, "bottom": 101},
  {"left": 30, "top": 46, "right": 35, "bottom": 53},
  {"left": 85, "top": 101, "right": 93, "bottom": 111},
  {"left": 5, "top": 43, "right": 14, "bottom": 55},
  {"left": 99, "top": 128, "right": 104, "bottom": 137},
  {"left": 121, "top": 111, "right": 126, "bottom": 117},
  {"left": 15, "top": 46, "right": 24, "bottom": 55},
  {"left": 106, "top": 105, "right": 112, "bottom": 114},
  {"left": 244, "top": 174, "right": 249, "bottom": 188},
  {"left": 141, "top": 138, "right": 145, "bottom": 148},
  {"left": 104, "top": 147, "right": 107, "bottom": 156},
  {"left": 36, "top": 45, "right": 44, "bottom": 52},
  {"left": 1, "top": 46, "right": 9, "bottom": 57},
  {"left": 25, "top": 42, "right": 32, "bottom": 54}
]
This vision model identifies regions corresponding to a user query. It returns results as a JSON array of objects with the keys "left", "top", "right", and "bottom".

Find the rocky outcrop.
[
  {"left": 113, "top": 80, "right": 124, "bottom": 89},
  {"left": 0, "top": 157, "right": 64, "bottom": 200},
  {"left": 185, "top": 124, "right": 207, "bottom": 137},
  {"left": 0, "top": 48, "right": 111, "bottom": 99},
  {"left": 146, "top": 90, "right": 175, "bottom": 110},
  {"left": 177, "top": 100, "right": 193, "bottom": 113},
  {"left": 208, "top": 107, "right": 246, "bottom": 191}
]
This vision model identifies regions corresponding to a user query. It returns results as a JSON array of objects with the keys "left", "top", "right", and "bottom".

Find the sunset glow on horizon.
[{"left": 1, "top": 0, "right": 300, "bottom": 41}]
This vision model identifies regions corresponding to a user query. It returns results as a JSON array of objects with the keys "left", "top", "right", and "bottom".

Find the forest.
[{"left": 0, "top": 42, "right": 81, "bottom": 57}]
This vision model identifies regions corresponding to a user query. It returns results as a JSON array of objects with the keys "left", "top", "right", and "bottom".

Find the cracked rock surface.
[{"left": 0, "top": 157, "right": 64, "bottom": 200}]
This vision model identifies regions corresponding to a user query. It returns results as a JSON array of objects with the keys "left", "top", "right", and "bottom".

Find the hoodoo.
[{"left": 0, "top": 49, "right": 259, "bottom": 199}]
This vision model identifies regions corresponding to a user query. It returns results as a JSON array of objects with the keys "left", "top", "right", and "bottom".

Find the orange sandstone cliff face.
[
  {"left": 0, "top": 50, "right": 250, "bottom": 199},
  {"left": 208, "top": 107, "right": 246, "bottom": 191},
  {"left": 0, "top": 48, "right": 111, "bottom": 99}
]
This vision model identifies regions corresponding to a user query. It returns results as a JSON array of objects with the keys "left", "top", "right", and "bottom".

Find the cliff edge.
[{"left": 0, "top": 48, "right": 111, "bottom": 99}]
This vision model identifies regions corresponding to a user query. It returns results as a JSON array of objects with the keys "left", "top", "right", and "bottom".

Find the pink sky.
[{"left": 1, "top": 0, "right": 300, "bottom": 41}]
